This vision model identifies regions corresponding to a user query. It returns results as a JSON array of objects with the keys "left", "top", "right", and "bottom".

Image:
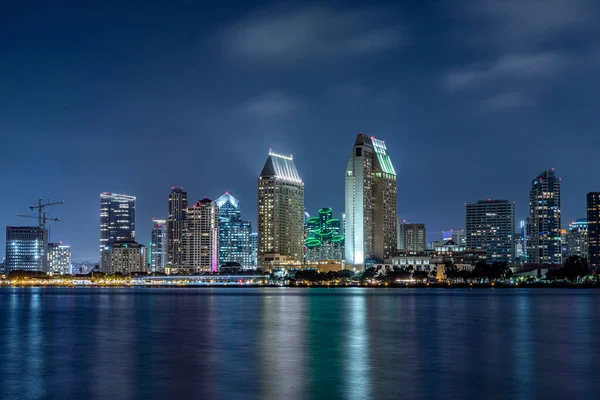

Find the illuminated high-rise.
[
  {"left": 345, "top": 134, "right": 397, "bottom": 269},
  {"left": 466, "top": 200, "right": 515, "bottom": 264},
  {"left": 257, "top": 151, "right": 304, "bottom": 266},
  {"left": 588, "top": 192, "right": 600, "bottom": 269},
  {"left": 5, "top": 226, "right": 48, "bottom": 273},
  {"left": 166, "top": 187, "right": 188, "bottom": 272},
  {"left": 566, "top": 219, "right": 588, "bottom": 259},
  {"left": 47, "top": 243, "right": 71, "bottom": 275},
  {"left": 216, "top": 192, "right": 252, "bottom": 268},
  {"left": 99, "top": 192, "right": 136, "bottom": 268},
  {"left": 182, "top": 198, "right": 219, "bottom": 272},
  {"left": 151, "top": 219, "right": 167, "bottom": 272},
  {"left": 527, "top": 170, "right": 561, "bottom": 264}
]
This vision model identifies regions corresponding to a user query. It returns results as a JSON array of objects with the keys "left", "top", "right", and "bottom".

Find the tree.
[
  {"left": 443, "top": 261, "right": 459, "bottom": 282},
  {"left": 562, "top": 255, "right": 590, "bottom": 284},
  {"left": 413, "top": 270, "right": 428, "bottom": 283}
]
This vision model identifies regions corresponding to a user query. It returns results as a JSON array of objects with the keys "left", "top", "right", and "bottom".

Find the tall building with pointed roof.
[
  {"left": 345, "top": 134, "right": 397, "bottom": 269},
  {"left": 216, "top": 192, "right": 252, "bottom": 268},
  {"left": 257, "top": 151, "right": 304, "bottom": 267}
]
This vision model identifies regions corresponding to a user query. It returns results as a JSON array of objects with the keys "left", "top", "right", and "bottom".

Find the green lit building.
[{"left": 305, "top": 208, "right": 344, "bottom": 263}]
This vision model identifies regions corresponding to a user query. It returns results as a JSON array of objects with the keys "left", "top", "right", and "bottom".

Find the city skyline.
[{"left": 2, "top": 1, "right": 599, "bottom": 261}]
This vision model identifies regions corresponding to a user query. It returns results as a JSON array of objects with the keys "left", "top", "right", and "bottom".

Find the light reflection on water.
[{"left": 0, "top": 288, "right": 599, "bottom": 400}]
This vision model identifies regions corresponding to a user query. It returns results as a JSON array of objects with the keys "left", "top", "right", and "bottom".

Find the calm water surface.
[{"left": 0, "top": 288, "right": 599, "bottom": 400}]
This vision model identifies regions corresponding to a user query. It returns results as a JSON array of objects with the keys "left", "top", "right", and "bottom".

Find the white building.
[
  {"left": 182, "top": 198, "right": 219, "bottom": 273},
  {"left": 47, "top": 243, "right": 71, "bottom": 275},
  {"left": 345, "top": 134, "right": 397, "bottom": 270}
]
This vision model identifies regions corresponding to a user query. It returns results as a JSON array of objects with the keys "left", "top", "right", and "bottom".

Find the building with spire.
[
  {"left": 216, "top": 192, "right": 252, "bottom": 269},
  {"left": 527, "top": 169, "right": 562, "bottom": 265},
  {"left": 257, "top": 151, "right": 304, "bottom": 267},
  {"left": 345, "top": 134, "right": 397, "bottom": 269}
]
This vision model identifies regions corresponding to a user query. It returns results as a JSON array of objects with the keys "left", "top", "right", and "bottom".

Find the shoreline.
[{"left": 1, "top": 283, "right": 600, "bottom": 289}]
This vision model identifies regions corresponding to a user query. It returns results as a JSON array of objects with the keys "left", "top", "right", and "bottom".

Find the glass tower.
[
  {"left": 527, "top": 170, "right": 561, "bottom": 265},
  {"left": 466, "top": 200, "right": 515, "bottom": 264},
  {"left": 305, "top": 208, "right": 344, "bottom": 262},
  {"left": 99, "top": 192, "right": 136, "bottom": 267},
  {"left": 216, "top": 192, "right": 252, "bottom": 269},
  {"left": 167, "top": 187, "right": 188, "bottom": 272},
  {"left": 151, "top": 219, "right": 167, "bottom": 272},
  {"left": 587, "top": 192, "right": 600, "bottom": 270},
  {"left": 5, "top": 226, "right": 48, "bottom": 273}
]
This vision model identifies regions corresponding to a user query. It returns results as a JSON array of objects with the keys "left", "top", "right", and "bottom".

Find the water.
[{"left": 0, "top": 288, "right": 599, "bottom": 400}]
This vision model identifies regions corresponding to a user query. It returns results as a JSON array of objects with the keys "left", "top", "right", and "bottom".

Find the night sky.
[{"left": 2, "top": 0, "right": 600, "bottom": 261}]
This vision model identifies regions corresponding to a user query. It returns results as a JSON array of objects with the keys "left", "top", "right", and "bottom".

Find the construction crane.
[{"left": 16, "top": 198, "right": 64, "bottom": 229}]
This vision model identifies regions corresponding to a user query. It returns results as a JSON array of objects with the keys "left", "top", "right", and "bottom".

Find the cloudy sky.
[{"left": 1, "top": 0, "right": 599, "bottom": 260}]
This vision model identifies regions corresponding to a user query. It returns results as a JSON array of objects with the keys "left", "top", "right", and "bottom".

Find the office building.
[
  {"left": 345, "top": 133, "right": 397, "bottom": 269},
  {"left": 402, "top": 223, "right": 426, "bottom": 252},
  {"left": 588, "top": 192, "right": 600, "bottom": 269},
  {"left": 47, "top": 243, "right": 71, "bottom": 275},
  {"left": 305, "top": 208, "right": 344, "bottom": 263},
  {"left": 466, "top": 200, "right": 515, "bottom": 264},
  {"left": 101, "top": 241, "right": 148, "bottom": 274},
  {"left": 257, "top": 151, "right": 304, "bottom": 267},
  {"left": 527, "top": 170, "right": 561, "bottom": 264},
  {"left": 166, "top": 188, "right": 188, "bottom": 272},
  {"left": 566, "top": 219, "right": 588, "bottom": 259},
  {"left": 182, "top": 198, "right": 219, "bottom": 272},
  {"left": 151, "top": 219, "right": 167, "bottom": 272},
  {"left": 5, "top": 226, "right": 48, "bottom": 273},
  {"left": 216, "top": 192, "right": 252, "bottom": 268},
  {"left": 100, "top": 193, "right": 136, "bottom": 268},
  {"left": 251, "top": 232, "right": 258, "bottom": 267}
]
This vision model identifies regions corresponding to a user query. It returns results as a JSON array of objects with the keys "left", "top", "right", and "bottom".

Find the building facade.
[
  {"left": 100, "top": 193, "right": 136, "bottom": 268},
  {"left": 466, "top": 200, "right": 515, "bottom": 264},
  {"left": 5, "top": 226, "right": 48, "bottom": 273},
  {"left": 257, "top": 151, "right": 304, "bottom": 267},
  {"left": 588, "top": 192, "right": 600, "bottom": 270},
  {"left": 402, "top": 223, "right": 427, "bottom": 252},
  {"left": 345, "top": 134, "right": 397, "bottom": 269},
  {"left": 166, "top": 188, "right": 188, "bottom": 272},
  {"left": 101, "top": 241, "right": 147, "bottom": 274},
  {"left": 216, "top": 192, "right": 252, "bottom": 268},
  {"left": 151, "top": 219, "right": 167, "bottom": 272},
  {"left": 305, "top": 208, "right": 344, "bottom": 263},
  {"left": 251, "top": 233, "right": 258, "bottom": 268},
  {"left": 182, "top": 199, "right": 219, "bottom": 272},
  {"left": 566, "top": 219, "right": 588, "bottom": 260},
  {"left": 527, "top": 170, "right": 562, "bottom": 265},
  {"left": 47, "top": 243, "right": 71, "bottom": 275}
]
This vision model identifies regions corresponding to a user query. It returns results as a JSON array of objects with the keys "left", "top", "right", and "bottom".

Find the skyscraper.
[
  {"left": 251, "top": 232, "right": 258, "bottom": 267},
  {"left": 5, "top": 226, "right": 48, "bottom": 273},
  {"left": 402, "top": 223, "right": 426, "bottom": 252},
  {"left": 527, "top": 170, "right": 562, "bottom": 265},
  {"left": 166, "top": 187, "right": 188, "bottom": 272},
  {"left": 588, "top": 192, "right": 600, "bottom": 270},
  {"left": 151, "top": 219, "right": 167, "bottom": 272},
  {"left": 216, "top": 192, "right": 252, "bottom": 268},
  {"left": 345, "top": 134, "right": 397, "bottom": 269},
  {"left": 466, "top": 200, "right": 515, "bottom": 264},
  {"left": 257, "top": 151, "right": 304, "bottom": 267},
  {"left": 182, "top": 198, "right": 219, "bottom": 272},
  {"left": 566, "top": 219, "right": 588, "bottom": 259},
  {"left": 47, "top": 243, "right": 71, "bottom": 275},
  {"left": 100, "top": 193, "right": 136, "bottom": 267}
]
